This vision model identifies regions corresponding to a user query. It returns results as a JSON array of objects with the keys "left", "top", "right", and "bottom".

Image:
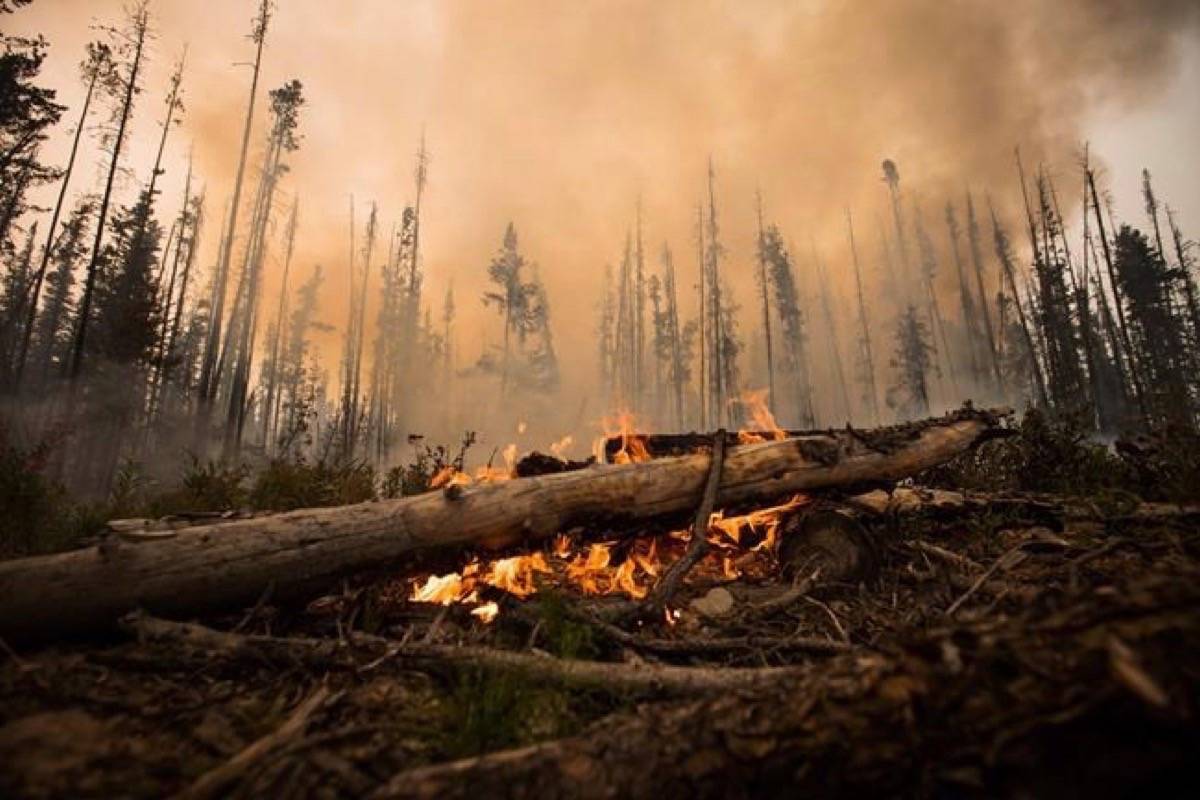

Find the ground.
[{"left": 1, "top": 487, "right": 1198, "bottom": 798}]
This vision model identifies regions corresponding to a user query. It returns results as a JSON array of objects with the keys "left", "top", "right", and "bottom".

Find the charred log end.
[
  {"left": 514, "top": 451, "right": 593, "bottom": 478},
  {"left": 777, "top": 509, "right": 879, "bottom": 584}
]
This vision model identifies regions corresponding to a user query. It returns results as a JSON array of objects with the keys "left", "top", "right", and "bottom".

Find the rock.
[{"left": 690, "top": 587, "right": 735, "bottom": 618}]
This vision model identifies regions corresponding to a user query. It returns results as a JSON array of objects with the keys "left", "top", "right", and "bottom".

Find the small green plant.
[
  {"left": 0, "top": 424, "right": 86, "bottom": 557},
  {"left": 440, "top": 669, "right": 576, "bottom": 758}
]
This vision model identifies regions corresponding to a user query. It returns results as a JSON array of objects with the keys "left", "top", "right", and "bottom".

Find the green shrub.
[
  {"left": 249, "top": 456, "right": 376, "bottom": 511},
  {"left": 0, "top": 425, "right": 87, "bottom": 557}
]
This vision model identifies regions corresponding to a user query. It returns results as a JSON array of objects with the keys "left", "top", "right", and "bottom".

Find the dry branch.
[
  {"left": 123, "top": 613, "right": 802, "bottom": 697},
  {"left": 0, "top": 408, "right": 1004, "bottom": 642},
  {"left": 641, "top": 428, "right": 727, "bottom": 618},
  {"left": 175, "top": 684, "right": 333, "bottom": 800},
  {"left": 370, "top": 574, "right": 1200, "bottom": 799}
]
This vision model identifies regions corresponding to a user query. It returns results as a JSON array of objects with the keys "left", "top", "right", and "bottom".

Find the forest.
[{"left": 1, "top": 0, "right": 1199, "bottom": 797}]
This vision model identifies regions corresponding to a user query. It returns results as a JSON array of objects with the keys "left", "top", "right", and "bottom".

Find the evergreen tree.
[
  {"left": 1112, "top": 225, "right": 1195, "bottom": 429},
  {"left": 887, "top": 304, "right": 936, "bottom": 418},
  {"left": 760, "top": 224, "right": 814, "bottom": 427},
  {"left": 30, "top": 198, "right": 92, "bottom": 381}
]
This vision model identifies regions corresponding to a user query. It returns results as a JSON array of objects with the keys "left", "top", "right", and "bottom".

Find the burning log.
[{"left": 0, "top": 408, "right": 1005, "bottom": 643}]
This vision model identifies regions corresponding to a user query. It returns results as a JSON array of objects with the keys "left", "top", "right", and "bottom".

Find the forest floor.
[{"left": 1, "top": 480, "right": 1198, "bottom": 798}]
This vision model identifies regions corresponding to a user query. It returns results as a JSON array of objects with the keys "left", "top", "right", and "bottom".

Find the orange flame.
[
  {"left": 549, "top": 435, "right": 574, "bottom": 460},
  {"left": 405, "top": 493, "right": 808, "bottom": 613},
  {"left": 734, "top": 389, "right": 786, "bottom": 444},
  {"left": 598, "top": 412, "right": 652, "bottom": 465}
]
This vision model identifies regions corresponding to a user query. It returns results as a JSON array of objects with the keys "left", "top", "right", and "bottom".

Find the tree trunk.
[{"left": 0, "top": 410, "right": 1003, "bottom": 642}]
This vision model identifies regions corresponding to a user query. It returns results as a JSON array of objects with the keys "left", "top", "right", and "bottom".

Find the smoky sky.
[{"left": 9, "top": 0, "right": 1200, "bottom": 438}]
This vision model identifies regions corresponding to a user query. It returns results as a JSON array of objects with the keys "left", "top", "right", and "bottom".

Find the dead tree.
[
  {"left": 196, "top": 0, "right": 272, "bottom": 440},
  {"left": 67, "top": 2, "right": 150, "bottom": 384},
  {"left": 846, "top": 209, "right": 880, "bottom": 423}
]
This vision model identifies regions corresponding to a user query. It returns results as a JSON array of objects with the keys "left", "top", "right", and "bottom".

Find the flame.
[
  {"left": 734, "top": 389, "right": 786, "bottom": 444},
  {"left": 430, "top": 466, "right": 474, "bottom": 489},
  {"left": 549, "top": 435, "right": 574, "bottom": 460},
  {"left": 404, "top": 493, "right": 807, "bottom": 611},
  {"left": 708, "top": 493, "right": 809, "bottom": 552},
  {"left": 411, "top": 572, "right": 465, "bottom": 605},
  {"left": 471, "top": 602, "right": 499, "bottom": 623},
  {"left": 485, "top": 552, "right": 551, "bottom": 598},
  {"left": 517, "top": 421, "right": 528, "bottom": 435},
  {"left": 598, "top": 412, "right": 652, "bottom": 465}
]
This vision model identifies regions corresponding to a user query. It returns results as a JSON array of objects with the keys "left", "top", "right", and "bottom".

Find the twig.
[
  {"left": 174, "top": 683, "right": 334, "bottom": 800},
  {"left": 641, "top": 429, "right": 727, "bottom": 618},
  {"left": 946, "top": 544, "right": 1027, "bottom": 617},
  {"left": 909, "top": 540, "right": 982, "bottom": 571},
  {"left": 232, "top": 580, "right": 275, "bottom": 634},
  {"left": 802, "top": 595, "right": 850, "bottom": 644},
  {"left": 124, "top": 613, "right": 801, "bottom": 697}
]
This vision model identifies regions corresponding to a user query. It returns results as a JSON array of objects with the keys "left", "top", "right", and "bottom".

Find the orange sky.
[{"left": 9, "top": 0, "right": 1200, "bottom": 445}]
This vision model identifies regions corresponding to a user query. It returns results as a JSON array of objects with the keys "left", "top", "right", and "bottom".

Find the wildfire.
[
  {"left": 734, "top": 388, "right": 787, "bottom": 444},
  {"left": 597, "top": 411, "right": 652, "bottom": 465},
  {"left": 708, "top": 493, "right": 809, "bottom": 552},
  {"left": 405, "top": 492, "right": 808, "bottom": 621},
  {"left": 428, "top": 443, "right": 522, "bottom": 490}
]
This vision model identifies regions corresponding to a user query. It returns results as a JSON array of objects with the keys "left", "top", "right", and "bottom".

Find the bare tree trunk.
[
  {"left": 197, "top": 0, "right": 271, "bottom": 440},
  {"left": 68, "top": 6, "right": 149, "bottom": 383}
]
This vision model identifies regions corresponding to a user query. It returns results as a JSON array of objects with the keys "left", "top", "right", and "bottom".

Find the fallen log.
[{"left": 0, "top": 408, "right": 1004, "bottom": 642}]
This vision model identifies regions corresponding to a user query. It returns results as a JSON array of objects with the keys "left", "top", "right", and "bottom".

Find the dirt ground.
[{"left": 1, "top": 488, "right": 1198, "bottom": 798}]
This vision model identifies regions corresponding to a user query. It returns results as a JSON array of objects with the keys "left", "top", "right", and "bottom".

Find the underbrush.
[
  {"left": 0, "top": 430, "right": 476, "bottom": 559},
  {"left": 925, "top": 407, "right": 1200, "bottom": 504},
  {"left": 0, "top": 425, "right": 97, "bottom": 557}
]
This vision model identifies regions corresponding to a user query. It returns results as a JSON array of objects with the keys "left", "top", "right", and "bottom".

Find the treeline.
[
  {"left": 597, "top": 153, "right": 1199, "bottom": 438},
  {"left": 0, "top": 0, "right": 545, "bottom": 499}
]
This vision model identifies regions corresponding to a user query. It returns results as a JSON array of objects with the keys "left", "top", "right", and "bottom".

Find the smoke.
[{"left": 10, "top": 0, "right": 1200, "bottom": 448}]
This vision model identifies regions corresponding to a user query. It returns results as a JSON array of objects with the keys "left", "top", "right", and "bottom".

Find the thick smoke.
[{"left": 12, "top": 0, "right": 1200, "bottom": 450}]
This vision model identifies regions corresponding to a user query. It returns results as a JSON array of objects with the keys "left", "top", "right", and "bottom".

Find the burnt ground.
[{"left": 1, "top": 489, "right": 1198, "bottom": 798}]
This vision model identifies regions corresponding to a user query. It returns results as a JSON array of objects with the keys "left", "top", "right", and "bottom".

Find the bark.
[{"left": 0, "top": 409, "right": 1004, "bottom": 642}]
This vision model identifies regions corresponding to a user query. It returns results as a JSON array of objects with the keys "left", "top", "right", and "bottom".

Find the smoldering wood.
[{"left": 0, "top": 409, "right": 1003, "bottom": 643}]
